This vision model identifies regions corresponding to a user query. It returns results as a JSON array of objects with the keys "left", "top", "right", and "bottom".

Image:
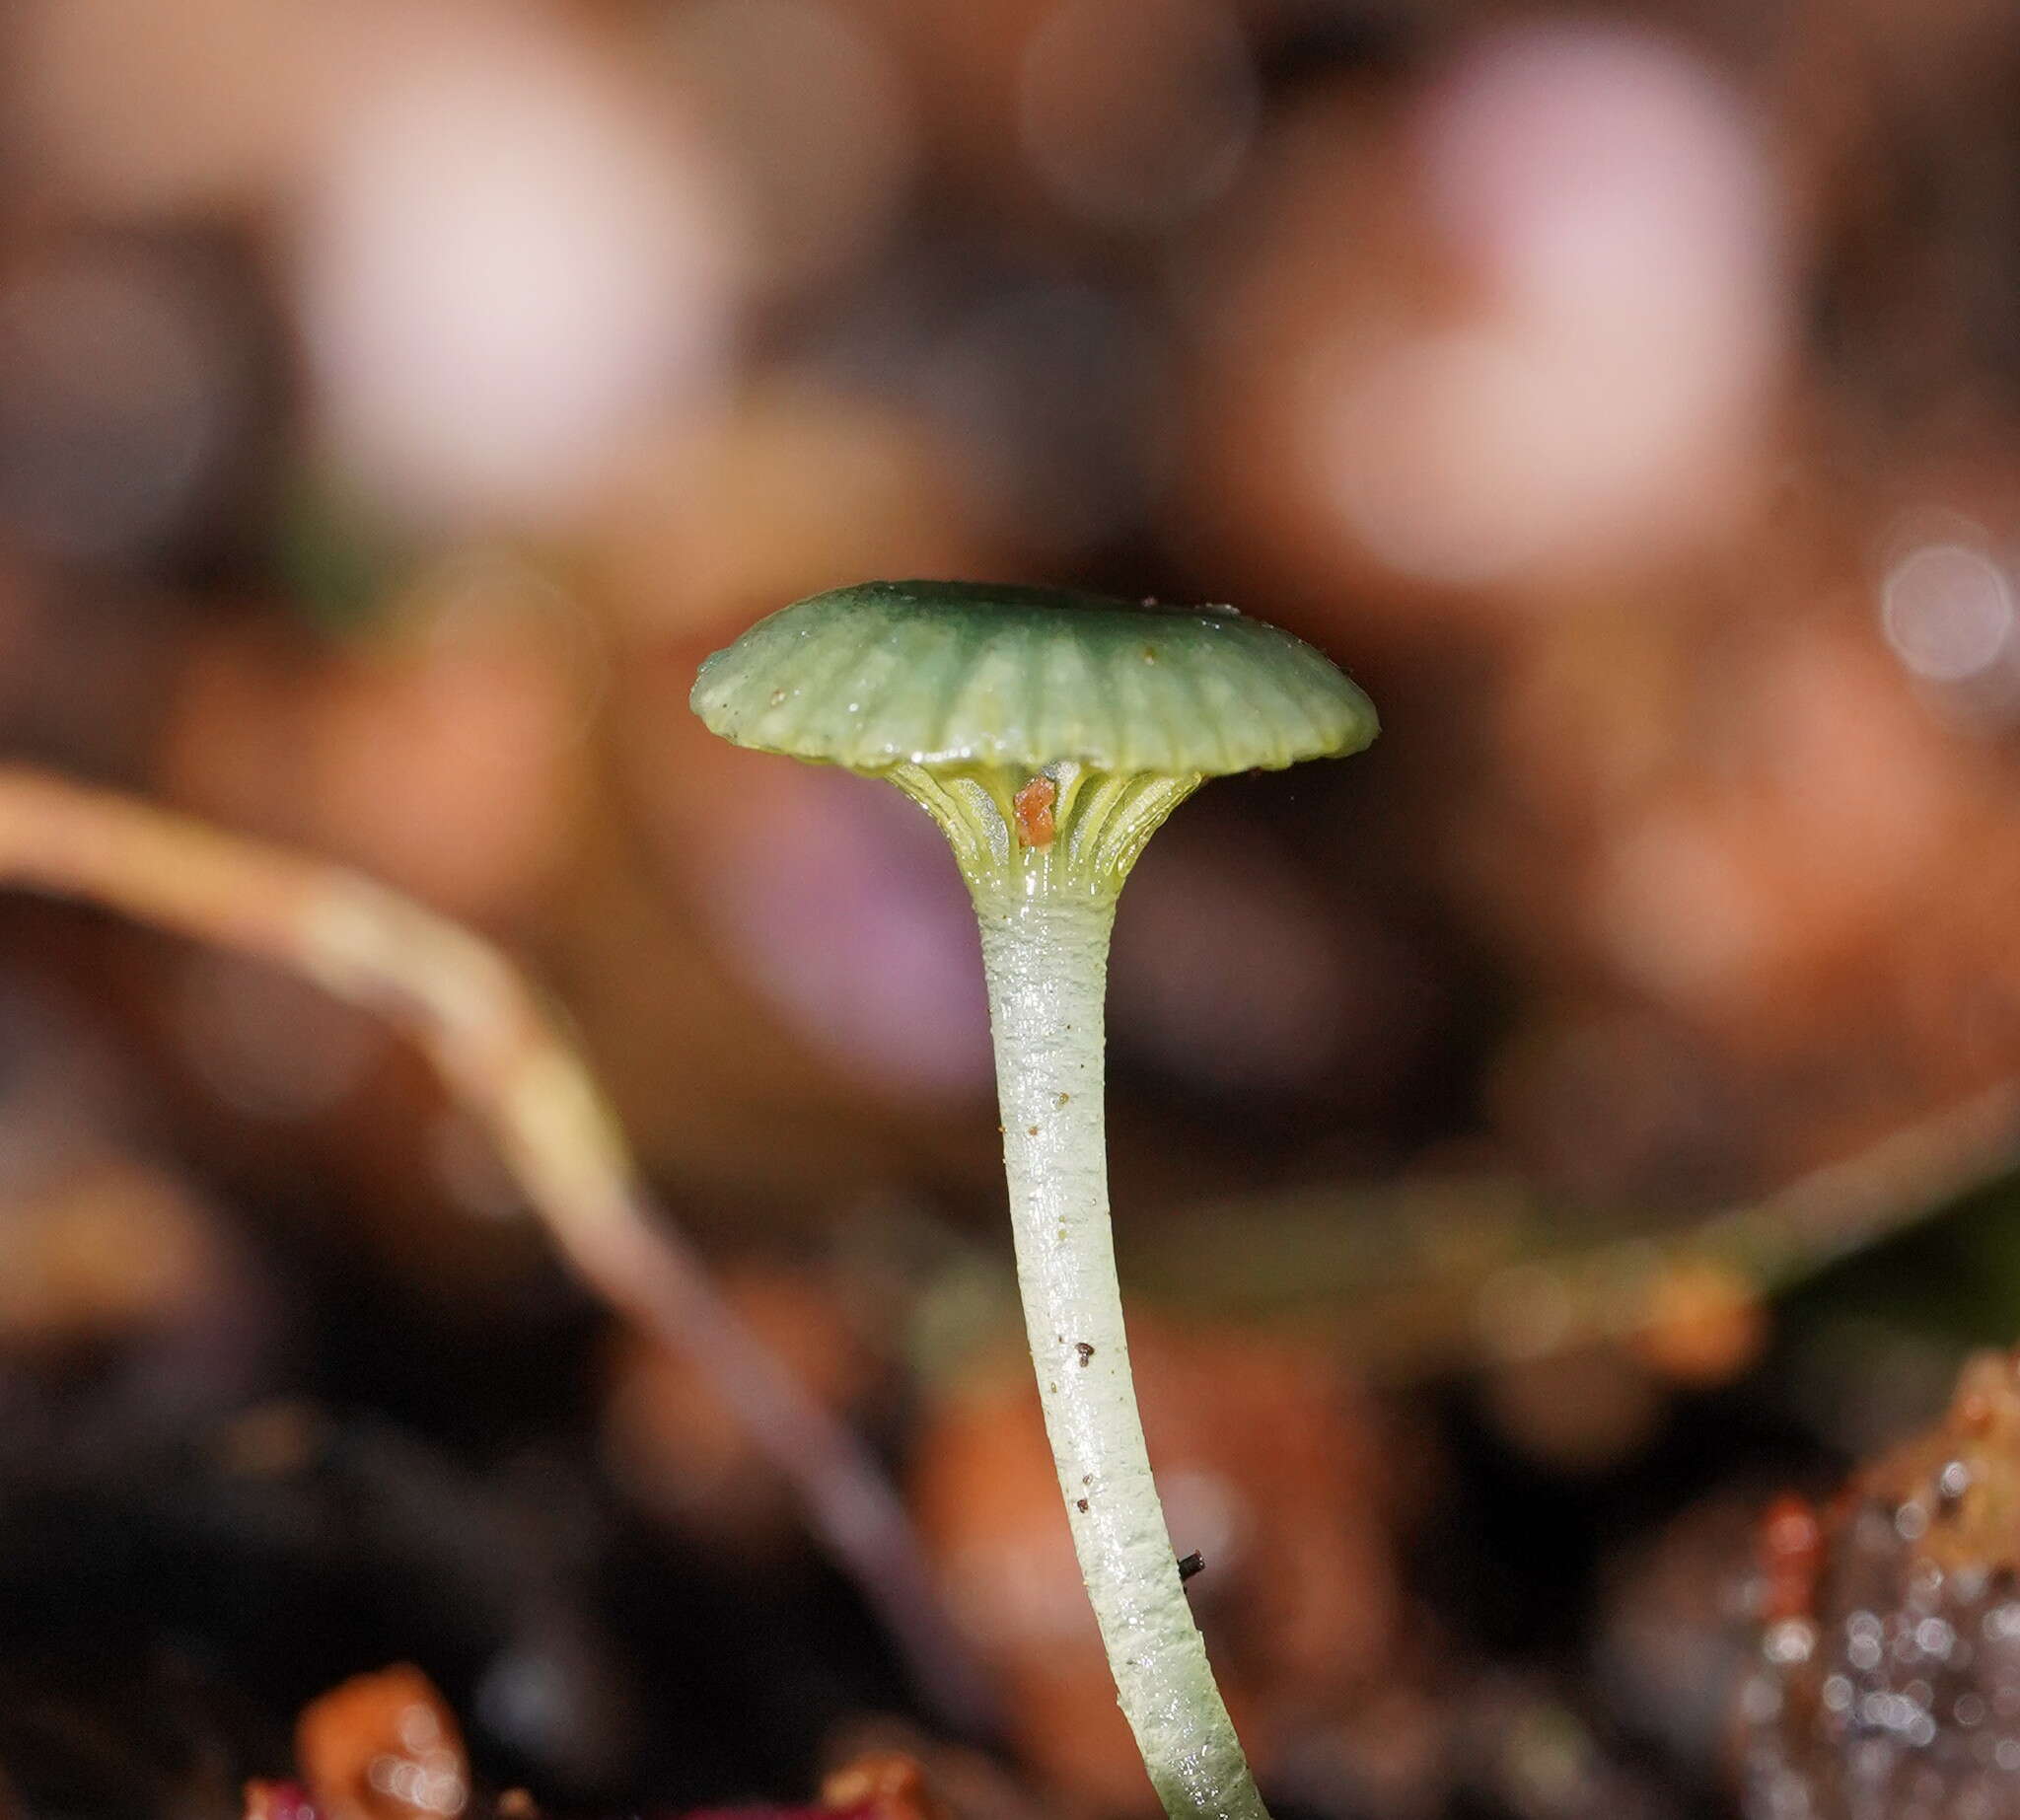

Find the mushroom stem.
[
  {"left": 975, "top": 892, "right": 1268, "bottom": 1820},
  {"left": 693, "top": 578, "right": 1377, "bottom": 1817}
]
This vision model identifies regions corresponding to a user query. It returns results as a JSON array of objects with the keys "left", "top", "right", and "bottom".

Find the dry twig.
[
  {"left": 0, "top": 764, "right": 992, "bottom": 1733},
  {"left": 1130, "top": 1082, "right": 2020, "bottom": 1377}
]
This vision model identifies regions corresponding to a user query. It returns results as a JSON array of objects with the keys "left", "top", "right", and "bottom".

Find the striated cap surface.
[{"left": 690, "top": 580, "right": 1378, "bottom": 776}]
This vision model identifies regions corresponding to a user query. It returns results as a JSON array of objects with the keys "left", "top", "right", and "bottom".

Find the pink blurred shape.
[
  {"left": 700, "top": 764, "right": 995, "bottom": 1100},
  {"left": 1323, "top": 21, "right": 1789, "bottom": 586},
  {"left": 295, "top": 8, "right": 733, "bottom": 529}
]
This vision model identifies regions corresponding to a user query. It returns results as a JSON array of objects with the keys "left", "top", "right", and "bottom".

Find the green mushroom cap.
[{"left": 691, "top": 579, "right": 1378, "bottom": 779}]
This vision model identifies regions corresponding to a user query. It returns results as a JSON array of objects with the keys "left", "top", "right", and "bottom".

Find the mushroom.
[{"left": 692, "top": 579, "right": 1378, "bottom": 1820}]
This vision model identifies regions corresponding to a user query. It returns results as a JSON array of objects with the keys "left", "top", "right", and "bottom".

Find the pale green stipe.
[
  {"left": 886, "top": 764, "right": 1267, "bottom": 1820},
  {"left": 976, "top": 893, "right": 1266, "bottom": 1820}
]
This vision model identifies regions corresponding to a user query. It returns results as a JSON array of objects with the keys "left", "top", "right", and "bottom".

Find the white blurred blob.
[
  {"left": 671, "top": 0, "right": 917, "bottom": 296},
  {"left": 705, "top": 767, "right": 993, "bottom": 1098},
  {"left": 1421, "top": 25, "right": 1770, "bottom": 332},
  {"left": 1018, "top": 0, "right": 1258, "bottom": 230},
  {"left": 1881, "top": 536, "right": 2013, "bottom": 685},
  {"left": 297, "top": 11, "right": 732, "bottom": 529},
  {"left": 1323, "top": 22, "right": 1785, "bottom": 585},
  {"left": 0, "top": 247, "right": 248, "bottom": 562}
]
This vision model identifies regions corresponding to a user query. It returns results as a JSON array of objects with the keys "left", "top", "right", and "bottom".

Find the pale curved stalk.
[
  {"left": 976, "top": 893, "right": 1268, "bottom": 1820},
  {"left": 0, "top": 764, "right": 993, "bottom": 1735}
]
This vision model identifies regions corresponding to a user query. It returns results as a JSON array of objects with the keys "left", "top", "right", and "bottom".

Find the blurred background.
[{"left": 3, "top": 0, "right": 2020, "bottom": 1814}]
